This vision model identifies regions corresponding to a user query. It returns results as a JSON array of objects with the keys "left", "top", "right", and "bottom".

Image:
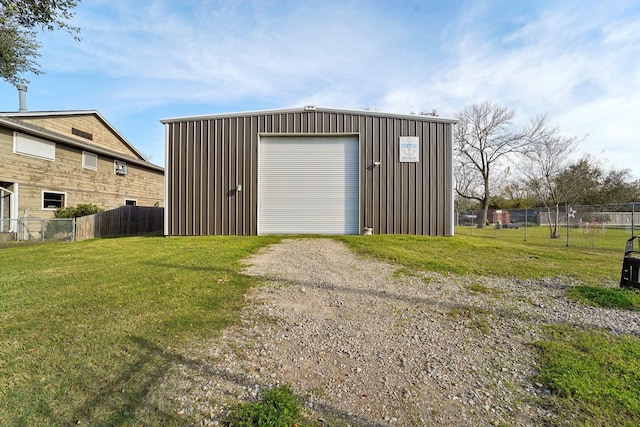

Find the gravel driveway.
[{"left": 160, "top": 238, "right": 640, "bottom": 426}]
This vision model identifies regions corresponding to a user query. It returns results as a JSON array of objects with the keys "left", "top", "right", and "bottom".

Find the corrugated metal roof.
[{"left": 160, "top": 106, "right": 458, "bottom": 125}]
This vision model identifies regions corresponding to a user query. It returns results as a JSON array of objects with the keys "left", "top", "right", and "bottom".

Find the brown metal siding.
[{"left": 165, "top": 109, "right": 453, "bottom": 236}]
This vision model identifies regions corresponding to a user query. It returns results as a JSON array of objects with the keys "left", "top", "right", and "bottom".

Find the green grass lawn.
[
  {"left": 455, "top": 222, "right": 635, "bottom": 251},
  {"left": 0, "top": 235, "right": 279, "bottom": 426},
  {"left": 534, "top": 325, "right": 640, "bottom": 426},
  {"left": 1, "top": 233, "right": 639, "bottom": 426},
  {"left": 337, "top": 231, "right": 624, "bottom": 286}
]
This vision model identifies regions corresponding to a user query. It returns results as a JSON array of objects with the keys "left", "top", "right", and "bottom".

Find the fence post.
[
  {"left": 633, "top": 202, "right": 636, "bottom": 237},
  {"left": 525, "top": 209, "right": 528, "bottom": 241},
  {"left": 566, "top": 203, "right": 570, "bottom": 247}
]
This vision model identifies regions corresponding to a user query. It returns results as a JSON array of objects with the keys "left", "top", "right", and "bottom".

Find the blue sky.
[{"left": 0, "top": 0, "right": 638, "bottom": 178}]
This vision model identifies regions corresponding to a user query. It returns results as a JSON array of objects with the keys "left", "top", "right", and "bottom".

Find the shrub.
[
  {"left": 54, "top": 203, "right": 104, "bottom": 218},
  {"left": 225, "top": 384, "right": 302, "bottom": 427}
]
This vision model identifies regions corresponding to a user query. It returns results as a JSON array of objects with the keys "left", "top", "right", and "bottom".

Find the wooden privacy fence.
[{"left": 75, "top": 206, "right": 164, "bottom": 241}]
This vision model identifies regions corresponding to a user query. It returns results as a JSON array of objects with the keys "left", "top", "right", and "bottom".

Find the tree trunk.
[
  {"left": 547, "top": 205, "right": 560, "bottom": 239},
  {"left": 478, "top": 198, "right": 489, "bottom": 228},
  {"left": 543, "top": 204, "right": 561, "bottom": 238},
  {"left": 544, "top": 206, "right": 554, "bottom": 237},
  {"left": 478, "top": 175, "right": 491, "bottom": 228},
  {"left": 551, "top": 204, "right": 561, "bottom": 238}
]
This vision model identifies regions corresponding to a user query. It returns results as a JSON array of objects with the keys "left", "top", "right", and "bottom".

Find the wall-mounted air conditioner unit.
[{"left": 114, "top": 160, "right": 128, "bottom": 176}]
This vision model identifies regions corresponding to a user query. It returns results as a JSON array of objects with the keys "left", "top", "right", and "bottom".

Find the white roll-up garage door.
[{"left": 259, "top": 136, "right": 359, "bottom": 234}]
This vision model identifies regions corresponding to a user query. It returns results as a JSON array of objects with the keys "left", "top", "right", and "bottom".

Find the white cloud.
[
  {"left": 13, "top": 0, "right": 638, "bottom": 177},
  {"left": 383, "top": 1, "right": 640, "bottom": 176}
]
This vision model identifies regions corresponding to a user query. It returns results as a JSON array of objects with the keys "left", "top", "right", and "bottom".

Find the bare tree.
[
  {"left": 454, "top": 100, "right": 548, "bottom": 227},
  {"left": 521, "top": 131, "right": 580, "bottom": 238}
]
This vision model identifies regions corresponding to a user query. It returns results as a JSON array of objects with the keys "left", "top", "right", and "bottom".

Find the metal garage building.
[{"left": 162, "top": 106, "right": 455, "bottom": 236}]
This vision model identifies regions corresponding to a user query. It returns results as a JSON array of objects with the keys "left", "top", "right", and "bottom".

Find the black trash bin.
[{"left": 620, "top": 236, "right": 640, "bottom": 289}]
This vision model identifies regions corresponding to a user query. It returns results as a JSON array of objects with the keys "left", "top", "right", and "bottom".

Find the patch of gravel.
[{"left": 153, "top": 238, "right": 640, "bottom": 426}]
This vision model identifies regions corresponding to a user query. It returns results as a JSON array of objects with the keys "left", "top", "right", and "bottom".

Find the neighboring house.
[
  {"left": 0, "top": 110, "right": 164, "bottom": 233},
  {"left": 162, "top": 106, "right": 456, "bottom": 236}
]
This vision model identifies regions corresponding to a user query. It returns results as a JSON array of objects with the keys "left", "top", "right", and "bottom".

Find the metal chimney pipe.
[{"left": 17, "top": 85, "right": 27, "bottom": 112}]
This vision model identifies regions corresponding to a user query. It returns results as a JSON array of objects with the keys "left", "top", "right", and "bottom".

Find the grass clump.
[
  {"left": 225, "top": 384, "right": 302, "bottom": 427},
  {"left": 567, "top": 285, "right": 640, "bottom": 311},
  {"left": 448, "top": 306, "right": 492, "bottom": 334},
  {"left": 534, "top": 324, "right": 640, "bottom": 426},
  {"left": 467, "top": 282, "right": 503, "bottom": 296},
  {"left": 467, "top": 282, "right": 492, "bottom": 294}
]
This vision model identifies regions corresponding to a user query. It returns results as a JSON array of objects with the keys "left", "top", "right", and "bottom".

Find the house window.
[
  {"left": 14, "top": 132, "right": 56, "bottom": 161},
  {"left": 114, "top": 160, "right": 127, "bottom": 176},
  {"left": 42, "top": 191, "right": 66, "bottom": 210},
  {"left": 82, "top": 151, "right": 97, "bottom": 170},
  {"left": 125, "top": 199, "right": 137, "bottom": 206}
]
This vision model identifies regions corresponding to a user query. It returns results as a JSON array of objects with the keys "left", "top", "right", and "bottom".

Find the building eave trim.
[
  {"left": 160, "top": 106, "right": 458, "bottom": 125},
  {"left": 0, "top": 115, "right": 163, "bottom": 172},
  {"left": 1, "top": 110, "right": 149, "bottom": 161}
]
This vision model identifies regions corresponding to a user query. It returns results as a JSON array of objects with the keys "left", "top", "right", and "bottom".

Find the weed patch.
[
  {"left": 225, "top": 384, "right": 302, "bottom": 427},
  {"left": 448, "top": 306, "right": 492, "bottom": 334},
  {"left": 467, "top": 282, "right": 502, "bottom": 296},
  {"left": 567, "top": 286, "right": 640, "bottom": 311}
]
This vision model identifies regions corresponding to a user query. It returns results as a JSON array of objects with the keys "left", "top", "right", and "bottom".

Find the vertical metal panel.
[
  {"left": 230, "top": 117, "right": 238, "bottom": 235},
  {"left": 429, "top": 122, "right": 438, "bottom": 234},
  {"left": 408, "top": 120, "right": 417, "bottom": 235},
  {"left": 204, "top": 120, "right": 212, "bottom": 234},
  {"left": 164, "top": 108, "right": 454, "bottom": 236},
  {"left": 192, "top": 121, "right": 202, "bottom": 235},
  {"left": 179, "top": 122, "right": 188, "bottom": 235},
  {"left": 165, "top": 124, "right": 172, "bottom": 234},
  {"left": 163, "top": 124, "right": 169, "bottom": 236},
  {"left": 174, "top": 122, "right": 181, "bottom": 235},
  {"left": 250, "top": 115, "right": 259, "bottom": 234},
  {"left": 385, "top": 118, "right": 394, "bottom": 233},
  {"left": 392, "top": 118, "right": 400, "bottom": 233},
  {"left": 446, "top": 122, "right": 454, "bottom": 235}
]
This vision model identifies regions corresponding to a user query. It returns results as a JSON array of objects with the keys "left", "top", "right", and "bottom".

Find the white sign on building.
[{"left": 399, "top": 136, "right": 420, "bottom": 163}]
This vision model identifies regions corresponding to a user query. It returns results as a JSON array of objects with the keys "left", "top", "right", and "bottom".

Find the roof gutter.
[
  {"left": 0, "top": 115, "right": 163, "bottom": 172},
  {"left": 1, "top": 110, "right": 148, "bottom": 161}
]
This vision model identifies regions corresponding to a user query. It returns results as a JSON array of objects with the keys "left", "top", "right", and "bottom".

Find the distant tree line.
[{"left": 454, "top": 100, "right": 640, "bottom": 236}]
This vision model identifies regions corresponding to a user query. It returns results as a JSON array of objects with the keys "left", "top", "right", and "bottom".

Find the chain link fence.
[
  {"left": 456, "top": 203, "right": 639, "bottom": 250},
  {"left": 0, "top": 218, "right": 75, "bottom": 247}
]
